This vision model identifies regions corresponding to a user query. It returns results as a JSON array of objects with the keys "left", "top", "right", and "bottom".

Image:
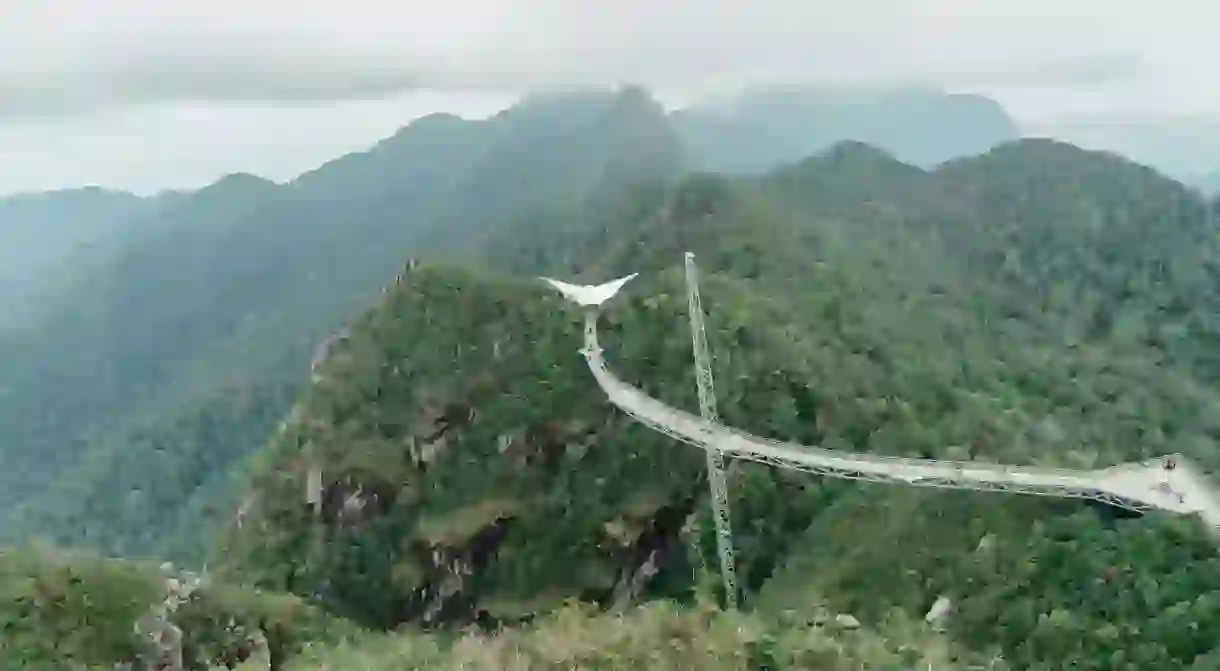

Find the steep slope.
[
  {"left": 425, "top": 86, "right": 685, "bottom": 254},
  {"left": 0, "top": 173, "right": 311, "bottom": 532},
  {"left": 0, "top": 87, "right": 687, "bottom": 559},
  {"left": 933, "top": 140, "right": 1220, "bottom": 379},
  {"left": 0, "top": 187, "right": 145, "bottom": 276},
  {"left": 223, "top": 260, "right": 827, "bottom": 628},
  {"left": 223, "top": 172, "right": 939, "bottom": 624},
  {"left": 758, "top": 485, "right": 1220, "bottom": 668},
  {"left": 225, "top": 140, "right": 1220, "bottom": 669},
  {"left": 674, "top": 86, "right": 1018, "bottom": 174},
  {"left": 749, "top": 143, "right": 1220, "bottom": 668},
  {"left": 9, "top": 91, "right": 1220, "bottom": 667}
]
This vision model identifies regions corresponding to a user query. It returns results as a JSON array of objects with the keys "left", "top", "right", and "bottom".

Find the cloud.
[
  {"left": 3, "top": 0, "right": 1220, "bottom": 194},
  {"left": 927, "top": 52, "right": 1147, "bottom": 90},
  {"left": 0, "top": 33, "right": 433, "bottom": 119},
  {"left": 0, "top": 91, "right": 514, "bottom": 195},
  {"left": 0, "top": 0, "right": 1175, "bottom": 121}
]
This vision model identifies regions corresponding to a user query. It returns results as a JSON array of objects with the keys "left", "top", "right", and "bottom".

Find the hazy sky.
[{"left": 3, "top": 1, "right": 1219, "bottom": 195}]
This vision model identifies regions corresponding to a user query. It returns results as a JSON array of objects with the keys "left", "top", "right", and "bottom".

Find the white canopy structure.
[{"left": 539, "top": 273, "right": 637, "bottom": 307}]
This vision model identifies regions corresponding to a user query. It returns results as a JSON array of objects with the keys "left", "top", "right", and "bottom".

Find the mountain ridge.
[
  {"left": 6, "top": 85, "right": 1220, "bottom": 668},
  {"left": 224, "top": 145, "right": 1220, "bottom": 667},
  {"left": 0, "top": 86, "right": 689, "bottom": 558}
]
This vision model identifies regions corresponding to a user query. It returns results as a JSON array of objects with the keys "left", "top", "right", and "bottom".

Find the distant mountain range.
[
  {"left": 1, "top": 83, "right": 1215, "bottom": 562},
  {"left": 675, "top": 87, "right": 1019, "bottom": 172},
  {"left": 0, "top": 86, "right": 686, "bottom": 558},
  {"left": 0, "top": 85, "right": 1022, "bottom": 322},
  {"left": 0, "top": 188, "right": 150, "bottom": 329}
]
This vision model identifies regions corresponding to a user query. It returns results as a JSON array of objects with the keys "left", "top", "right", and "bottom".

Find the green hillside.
[
  {"left": 0, "top": 546, "right": 356, "bottom": 669},
  {"left": 0, "top": 187, "right": 155, "bottom": 330},
  {"left": 225, "top": 143, "right": 1220, "bottom": 666},
  {"left": 0, "top": 85, "right": 1022, "bottom": 560},
  {"left": 286, "top": 600, "right": 979, "bottom": 670},
  {"left": 223, "top": 262, "right": 781, "bottom": 627},
  {"left": 0, "top": 87, "right": 687, "bottom": 561},
  {"left": 5, "top": 86, "right": 1220, "bottom": 669},
  {"left": 2, "top": 545, "right": 989, "bottom": 669}
]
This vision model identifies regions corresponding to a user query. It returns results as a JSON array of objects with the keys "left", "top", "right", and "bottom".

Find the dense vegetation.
[
  {"left": 3, "top": 543, "right": 991, "bottom": 669},
  {"left": 0, "top": 187, "right": 157, "bottom": 330},
  {"left": 221, "top": 142, "right": 1220, "bottom": 667},
  {"left": 286, "top": 600, "right": 984, "bottom": 670},
  {"left": 4, "top": 85, "right": 1220, "bottom": 668},
  {"left": 0, "top": 85, "right": 1018, "bottom": 562},
  {"left": 0, "top": 87, "right": 685, "bottom": 561},
  {"left": 0, "top": 546, "right": 355, "bottom": 669}
]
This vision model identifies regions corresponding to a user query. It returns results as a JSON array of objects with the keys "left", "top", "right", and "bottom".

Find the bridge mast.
[{"left": 684, "top": 252, "right": 739, "bottom": 609}]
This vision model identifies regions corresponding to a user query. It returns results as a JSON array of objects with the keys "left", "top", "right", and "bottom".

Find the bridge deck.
[{"left": 580, "top": 311, "right": 1220, "bottom": 529}]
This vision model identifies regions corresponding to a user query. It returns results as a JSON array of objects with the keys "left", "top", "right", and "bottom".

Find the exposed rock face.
[
  {"left": 134, "top": 566, "right": 211, "bottom": 671},
  {"left": 309, "top": 330, "right": 351, "bottom": 382},
  {"left": 228, "top": 267, "right": 728, "bottom": 630},
  {"left": 412, "top": 516, "right": 515, "bottom": 627}
]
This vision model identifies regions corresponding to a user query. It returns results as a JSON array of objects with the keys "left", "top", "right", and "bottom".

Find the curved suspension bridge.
[{"left": 544, "top": 270, "right": 1220, "bottom": 530}]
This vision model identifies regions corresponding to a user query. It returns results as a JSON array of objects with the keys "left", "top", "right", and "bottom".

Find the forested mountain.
[
  {"left": 0, "top": 86, "right": 1017, "bottom": 561},
  {"left": 0, "top": 187, "right": 155, "bottom": 329},
  {"left": 7, "top": 85, "right": 1220, "bottom": 668},
  {"left": 673, "top": 86, "right": 1019, "bottom": 173},
  {"left": 0, "top": 87, "right": 686, "bottom": 560},
  {"left": 220, "top": 140, "right": 1220, "bottom": 667}
]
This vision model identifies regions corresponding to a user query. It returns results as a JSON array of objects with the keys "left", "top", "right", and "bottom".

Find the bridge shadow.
[{"left": 1080, "top": 498, "right": 1146, "bottom": 525}]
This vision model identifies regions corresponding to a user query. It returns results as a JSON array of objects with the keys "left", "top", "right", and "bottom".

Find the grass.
[{"left": 285, "top": 600, "right": 987, "bottom": 670}]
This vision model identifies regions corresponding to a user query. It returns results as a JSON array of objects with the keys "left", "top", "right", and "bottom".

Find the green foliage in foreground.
[
  {"left": 0, "top": 547, "right": 162, "bottom": 668},
  {"left": 0, "top": 547, "right": 356, "bottom": 670},
  {"left": 2, "top": 544, "right": 1004, "bottom": 670},
  {"left": 287, "top": 600, "right": 994, "bottom": 671},
  {"left": 757, "top": 486, "right": 1220, "bottom": 670}
]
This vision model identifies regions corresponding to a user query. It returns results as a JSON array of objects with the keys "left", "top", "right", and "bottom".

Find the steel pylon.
[{"left": 684, "top": 252, "right": 739, "bottom": 609}]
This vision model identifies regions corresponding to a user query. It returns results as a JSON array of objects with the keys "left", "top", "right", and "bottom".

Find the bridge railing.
[
  {"left": 587, "top": 347, "right": 1106, "bottom": 479},
  {"left": 587, "top": 349, "right": 1159, "bottom": 511}
]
